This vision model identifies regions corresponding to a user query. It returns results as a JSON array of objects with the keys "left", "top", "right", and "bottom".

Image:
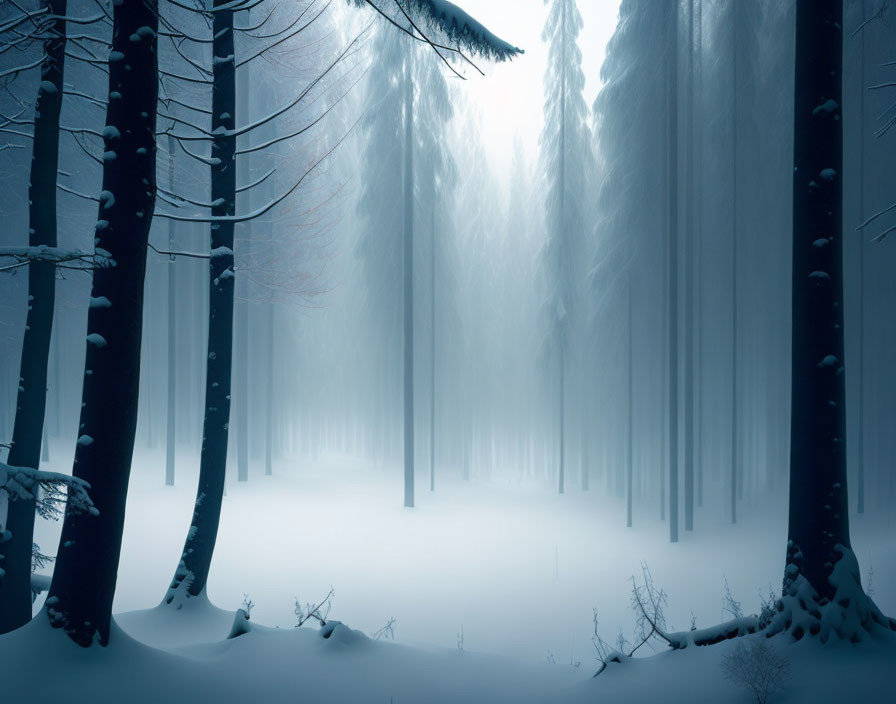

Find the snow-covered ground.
[{"left": 6, "top": 443, "right": 894, "bottom": 703}]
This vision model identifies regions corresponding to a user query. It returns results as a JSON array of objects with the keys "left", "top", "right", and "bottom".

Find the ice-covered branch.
[{"left": 56, "top": 182, "right": 99, "bottom": 201}]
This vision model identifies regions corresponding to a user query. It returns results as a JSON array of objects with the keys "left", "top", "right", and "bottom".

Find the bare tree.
[{"left": 720, "top": 639, "right": 791, "bottom": 704}]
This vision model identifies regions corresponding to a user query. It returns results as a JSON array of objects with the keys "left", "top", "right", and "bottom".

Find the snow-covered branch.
[
  {"left": 352, "top": 0, "right": 523, "bottom": 66},
  {"left": 0, "top": 245, "right": 113, "bottom": 273},
  {"left": 148, "top": 242, "right": 210, "bottom": 260},
  {"left": 0, "top": 461, "right": 98, "bottom": 521}
]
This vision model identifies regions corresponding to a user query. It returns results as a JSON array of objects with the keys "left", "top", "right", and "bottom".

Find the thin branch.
[
  {"left": 148, "top": 242, "right": 209, "bottom": 259},
  {"left": 156, "top": 112, "right": 361, "bottom": 224}
]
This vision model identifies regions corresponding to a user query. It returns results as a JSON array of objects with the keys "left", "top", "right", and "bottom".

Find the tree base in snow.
[{"left": 765, "top": 544, "right": 896, "bottom": 643}]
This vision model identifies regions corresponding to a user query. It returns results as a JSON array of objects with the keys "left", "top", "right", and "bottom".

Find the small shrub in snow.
[
  {"left": 593, "top": 563, "right": 669, "bottom": 675},
  {"left": 240, "top": 593, "right": 254, "bottom": 617},
  {"left": 371, "top": 617, "right": 396, "bottom": 641},
  {"left": 720, "top": 638, "right": 790, "bottom": 704},
  {"left": 723, "top": 576, "right": 744, "bottom": 620},
  {"left": 294, "top": 587, "right": 334, "bottom": 627},
  {"left": 757, "top": 586, "right": 779, "bottom": 630}
]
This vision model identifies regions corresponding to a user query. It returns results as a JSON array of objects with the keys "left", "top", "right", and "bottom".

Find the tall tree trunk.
[
  {"left": 0, "top": 0, "right": 66, "bottom": 636},
  {"left": 558, "top": 351, "right": 565, "bottom": 495},
  {"left": 265, "top": 300, "right": 274, "bottom": 476},
  {"left": 667, "top": 0, "right": 680, "bottom": 544},
  {"left": 626, "top": 266, "right": 633, "bottom": 528},
  {"left": 787, "top": 0, "right": 847, "bottom": 606},
  {"left": 683, "top": 0, "right": 695, "bottom": 533},
  {"left": 855, "top": 0, "right": 866, "bottom": 514},
  {"left": 165, "top": 0, "right": 236, "bottom": 604},
  {"left": 46, "top": 0, "right": 158, "bottom": 646},
  {"left": 730, "top": 1, "right": 740, "bottom": 524},
  {"left": 166, "top": 135, "right": 177, "bottom": 488},
  {"left": 557, "top": 0, "right": 567, "bottom": 497},
  {"left": 429, "top": 202, "right": 436, "bottom": 492},
  {"left": 235, "top": 47, "right": 250, "bottom": 484},
  {"left": 771, "top": 0, "right": 895, "bottom": 640},
  {"left": 695, "top": 0, "right": 704, "bottom": 510},
  {"left": 403, "top": 49, "right": 415, "bottom": 509}
]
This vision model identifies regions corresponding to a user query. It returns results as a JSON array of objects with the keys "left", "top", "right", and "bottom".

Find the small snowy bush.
[{"left": 720, "top": 638, "right": 790, "bottom": 704}]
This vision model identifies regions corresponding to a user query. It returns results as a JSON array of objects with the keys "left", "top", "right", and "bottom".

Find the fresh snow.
[{"left": 7, "top": 445, "right": 894, "bottom": 702}]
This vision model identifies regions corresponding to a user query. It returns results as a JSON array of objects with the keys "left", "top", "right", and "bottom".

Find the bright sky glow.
[{"left": 458, "top": 0, "right": 622, "bottom": 174}]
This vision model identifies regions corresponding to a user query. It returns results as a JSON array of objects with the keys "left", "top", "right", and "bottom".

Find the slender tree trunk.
[
  {"left": 855, "top": 0, "right": 866, "bottom": 514},
  {"left": 52, "top": 299, "right": 63, "bottom": 439},
  {"left": 403, "top": 50, "right": 415, "bottom": 508},
  {"left": 235, "top": 65, "right": 250, "bottom": 484},
  {"left": 667, "top": 0, "right": 680, "bottom": 544},
  {"left": 429, "top": 202, "right": 436, "bottom": 492},
  {"left": 557, "top": 0, "right": 567, "bottom": 497},
  {"left": 626, "top": 267, "right": 633, "bottom": 528},
  {"left": 730, "top": 2, "right": 740, "bottom": 524},
  {"left": 0, "top": 0, "right": 66, "bottom": 635},
  {"left": 165, "top": 0, "right": 236, "bottom": 604},
  {"left": 695, "top": 0, "right": 704, "bottom": 509},
  {"left": 265, "top": 300, "right": 274, "bottom": 476},
  {"left": 683, "top": 0, "right": 695, "bottom": 533},
  {"left": 46, "top": 0, "right": 158, "bottom": 646},
  {"left": 581, "top": 384, "right": 589, "bottom": 490},
  {"left": 558, "top": 351, "right": 565, "bottom": 495},
  {"left": 166, "top": 135, "right": 177, "bottom": 488}
]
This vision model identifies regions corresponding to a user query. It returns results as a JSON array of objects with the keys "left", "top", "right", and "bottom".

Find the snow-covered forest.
[{"left": 0, "top": 0, "right": 894, "bottom": 702}]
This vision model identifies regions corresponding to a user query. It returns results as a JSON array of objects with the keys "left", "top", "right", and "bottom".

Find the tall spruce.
[{"left": 539, "top": 0, "right": 591, "bottom": 495}]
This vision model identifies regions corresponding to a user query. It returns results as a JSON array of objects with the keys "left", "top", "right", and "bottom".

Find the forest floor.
[{"left": 2, "top": 445, "right": 894, "bottom": 702}]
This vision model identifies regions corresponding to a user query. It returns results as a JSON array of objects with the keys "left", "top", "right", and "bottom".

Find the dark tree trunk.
[
  {"left": 787, "top": 0, "right": 846, "bottom": 606},
  {"left": 45, "top": 0, "right": 158, "bottom": 647},
  {"left": 166, "top": 135, "right": 177, "bottom": 488},
  {"left": 166, "top": 0, "right": 236, "bottom": 604},
  {"left": 855, "top": 0, "right": 866, "bottom": 514},
  {"left": 0, "top": 0, "right": 66, "bottom": 636},
  {"left": 773, "top": 0, "right": 893, "bottom": 640}
]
